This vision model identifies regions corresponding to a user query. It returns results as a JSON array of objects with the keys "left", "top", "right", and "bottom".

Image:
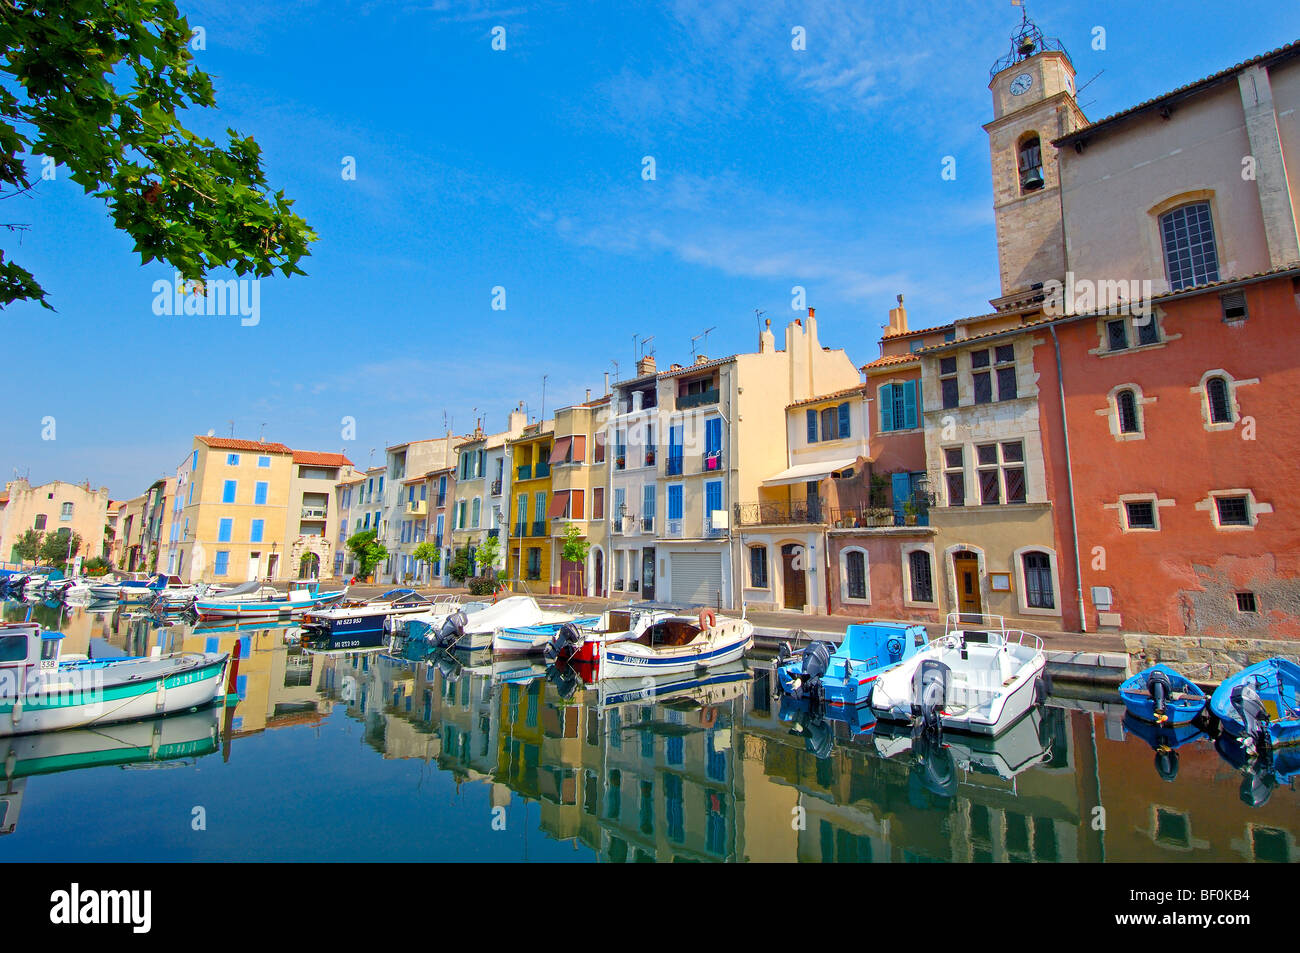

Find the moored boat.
[
  {"left": 1209, "top": 657, "right": 1300, "bottom": 757},
  {"left": 1119, "top": 663, "right": 1207, "bottom": 726},
  {"left": 591, "top": 609, "right": 753, "bottom": 679},
  {"left": 300, "top": 589, "right": 437, "bottom": 650},
  {"left": 194, "top": 582, "right": 346, "bottom": 619},
  {"left": 869, "top": 614, "right": 1046, "bottom": 737},
  {"left": 0, "top": 622, "right": 228, "bottom": 736},
  {"left": 776, "top": 621, "right": 930, "bottom": 708}
]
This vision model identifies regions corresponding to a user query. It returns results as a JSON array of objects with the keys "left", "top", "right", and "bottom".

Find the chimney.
[
  {"left": 508, "top": 403, "right": 527, "bottom": 436},
  {"left": 585, "top": 387, "right": 591, "bottom": 402},
  {"left": 636, "top": 354, "right": 656, "bottom": 376},
  {"left": 670, "top": 363, "right": 683, "bottom": 372},
  {"left": 885, "top": 293, "right": 909, "bottom": 337},
  {"left": 759, "top": 317, "right": 775, "bottom": 353},
  {"left": 694, "top": 354, "right": 708, "bottom": 365},
  {"left": 604, "top": 371, "right": 610, "bottom": 394}
]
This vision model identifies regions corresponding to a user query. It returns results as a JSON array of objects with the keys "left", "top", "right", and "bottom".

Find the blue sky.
[{"left": 3, "top": 0, "right": 1295, "bottom": 498}]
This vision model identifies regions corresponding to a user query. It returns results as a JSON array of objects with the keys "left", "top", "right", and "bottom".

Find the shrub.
[{"left": 467, "top": 574, "right": 499, "bottom": 596}]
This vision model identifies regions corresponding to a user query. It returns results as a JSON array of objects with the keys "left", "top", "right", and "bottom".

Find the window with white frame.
[
  {"left": 907, "top": 549, "right": 935, "bottom": 604},
  {"left": 841, "top": 548, "right": 869, "bottom": 602},
  {"left": 1021, "top": 552, "right": 1055, "bottom": 609},
  {"left": 748, "top": 546, "right": 768, "bottom": 589},
  {"left": 975, "top": 441, "right": 1026, "bottom": 505}
]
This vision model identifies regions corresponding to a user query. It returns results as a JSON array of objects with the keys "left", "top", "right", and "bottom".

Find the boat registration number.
[{"left": 165, "top": 668, "right": 212, "bottom": 689}]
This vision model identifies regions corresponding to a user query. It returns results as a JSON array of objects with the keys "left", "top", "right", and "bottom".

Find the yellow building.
[
  {"left": 549, "top": 396, "right": 610, "bottom": 596},
  {"left": 505, "top": 422, "right": 554, "bottom": 593},
  {"left": 0, "top": 479, "right": 111, "bottom": 569}
]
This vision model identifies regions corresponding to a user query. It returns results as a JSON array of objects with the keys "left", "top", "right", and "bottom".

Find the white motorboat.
[
  {"left": 0, "top": 622, "right": 229, "bottom": 736},
  {"left": 869, "top": 613, "right": 1047, "bottom": 737},
  {"left": 591, "top": 609, "right": 754, "bottom": 679},
  {"left": 413, "top": 596, "right": 582, "bottom": 652},
  {"left": 300, "top": 589, "right": 437, "bottom": 649},
  {"left": 522, "top": 605, "right": 682, "bottom": 661},
  {"left": 88, "top": 572, "right": 153, "bottom": 601},
  {"left": 193, "top": 582, "right": 346, "bottom": 619}
]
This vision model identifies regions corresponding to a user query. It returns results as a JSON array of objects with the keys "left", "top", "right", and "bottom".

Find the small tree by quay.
[
  {"left": 13, "top": 528, "right": 42, "bottom": 562},
  {"left": 411, "top": 541, "right": 440, "bottom": 578},
  {"left": 39, "top": 530, "right": 81, "bottom": 569},
  {"left": 475, "top": 535, "right": 502, "bottom": 576},
  {"left": 345, "top": 529, "right": 387, "bottom": 581},
  {"left": 448, "top": 547, "right": 473, "bottom": 584},
  {"left": 560, "top": 523, "right": 589, "bottom": 592}
]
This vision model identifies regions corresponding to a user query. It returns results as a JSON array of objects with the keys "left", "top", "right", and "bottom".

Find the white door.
[{"left": 247, "top": 552, "right": 261, "bottom": 581}]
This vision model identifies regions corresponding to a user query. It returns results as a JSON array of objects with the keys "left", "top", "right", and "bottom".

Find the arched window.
[
  {"left": 1022, "top": 552, "right": 1055, "bottom": 609},
  {"left": 748, "top": 546, "right": 768, "bottom": 589},
  {"left": 844, "top": 550, "right": 867, "bottom": 600},
  {"left": 1018, "top": 135, "right": 1044, "bottom": 193},
  {"left": 1117, "top": 389, "right": 1140, "bottom": 434},
  {"left": 33, "top": 514, "right": 46, "bottom": 530},
  {"left": 1159, "top": 202, "right": 1219, "bottom": 290},
  {"left": 1206, "top": 376, "right": 1232, "bottom": 424}
]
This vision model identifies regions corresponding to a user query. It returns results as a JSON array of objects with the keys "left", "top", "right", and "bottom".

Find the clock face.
[{"left": 1010, "top": 73, "right": 1034, "bottom": 96}]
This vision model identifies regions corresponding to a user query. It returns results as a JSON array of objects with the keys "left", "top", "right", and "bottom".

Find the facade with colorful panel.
[
  {"left": 549, "top": 395, "right": 610, "bottom": 596},
  {"left": 505, "top": 421, "right": 555, "bottom": 593}
]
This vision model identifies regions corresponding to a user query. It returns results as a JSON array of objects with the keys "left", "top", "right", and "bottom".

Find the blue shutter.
[
  {"left": 838, "top": 402, "right": 850, "bottom": 438},
  {"left": 706, "top": 417, "right": 722, "bottom": 454},
  {"left": 879, "top": 385, "right": 894, "bottom": 432},
  {"left": 891, "top": 473, "right": 911, "bottom": 525},
  {"left": 668, "top": 485, "right": 683, "bottom": 520},
  {"left": 902, "top": 381, "right": 918, "bottom": 430},
  {"left": 806, "top": 409, "right": 818, "bottom": 443},
  {"left": 706, "top": 481, "right": 722, "bottom": 518}
]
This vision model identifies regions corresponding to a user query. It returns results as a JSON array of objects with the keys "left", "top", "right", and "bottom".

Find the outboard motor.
[
  {"left": 433, "top": 649, "right": 462, "bottom": 683},
  {"left": 911, "top": 659, "right": 951, "bottom": 737},
  {"left": 434, "top": 610, "right": 468, "bottom": 649},
  {"left": 790, "top": 641, "right": 834, "bottom": 702},
  {"left": 543, "top": 622, "right": 585, "bottom": 664},
  {"left": 1231, "top": 680, "right": 1271, "bottom": 757},
  {"left": 1146, "top": 668, "right": 1174, "bottom": 724},
  {"left": 803, "top": 714, "right": 834, "bottom": 761},
  {"left": 546, "top": 663, "right": 582, "bottom": 700},
  {"left": 1153, "top": 740, "right": 1179, "bottom": 782}
]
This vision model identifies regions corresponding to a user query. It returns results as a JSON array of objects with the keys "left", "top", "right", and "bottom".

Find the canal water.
[{"left": 1, "top": 601, "right": 1295, "bottom": 862}]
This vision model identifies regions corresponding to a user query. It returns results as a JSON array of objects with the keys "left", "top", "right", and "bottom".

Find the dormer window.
[{"left": 1018, "top": 135, "right": 1044, "bottom": 193}]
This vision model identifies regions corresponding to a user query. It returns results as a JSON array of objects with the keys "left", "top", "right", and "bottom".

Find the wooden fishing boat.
[
  {"left": 0, "top": 622, "right": 228, "bottom": 737},
  {"left": 193, "top": 582, "right": 346, "bottom": 619},
  {"left": 590, "top": 609, "right": 753, "bottom": 679}
]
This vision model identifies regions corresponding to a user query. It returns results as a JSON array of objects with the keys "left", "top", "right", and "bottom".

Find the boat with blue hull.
[
  {"left": 0, "top": 622, "right": 228, "bottom": 736},
  {"left": 194, "top": 582, "right": 346, "bottom": 620},
  {"left": 776, "top": 622, "right": 929, "bottom": 708},
  {"left": 300, "top": 589, "right": 434, "bottom": 649},
  {"left": 1209, "top": 657, "right": 1300, "bottom": 756},
  {"left": 1119, "top": 663, "right": 1208, "bottom": 726}
]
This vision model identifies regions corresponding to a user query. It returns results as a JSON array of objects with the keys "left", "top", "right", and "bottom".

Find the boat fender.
[
  {"left": 698, "top": 608, "right": 717, "bottom": 630},
  {"left": 1033, "top": 676, "right": 1047, "bottom": 707},
  {"left": 1146, "top": 668, "right": 1174, "bottom": 723}
]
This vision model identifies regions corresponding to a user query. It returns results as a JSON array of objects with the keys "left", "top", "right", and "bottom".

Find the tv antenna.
[
  {"left": 227, "top": 420, "right": 234, "bottom": 437},
  {"left": 635, "top": 334, "right": 655, "bottom": 361},
  {"left": 690, "top": 327, "right": 716, "bottom": 358}
]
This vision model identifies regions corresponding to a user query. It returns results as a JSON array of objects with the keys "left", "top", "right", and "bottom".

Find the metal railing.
[
  {"left": 733, "top": 499, "right": 826, "bottom": 526},
  {"left": 517, "top": 464, "right": 532, "bottom": 481},
  {"left": 665, "top": 455, "right": 683, "bottom": 476},
  {"left": 530, "top": 521, "right": 546, "bottom": 537},
  {"left": 535, "top": 462, "right": 550, "bottom": 478},
  {"left": 301, "top": 507, "right": 327, "bottom": 519},
  {"left": 677, "top": 388, "right": 720, "bottom": 410},
  {"left": 490, "top": 479, "right": 502, "bottom": 496}
]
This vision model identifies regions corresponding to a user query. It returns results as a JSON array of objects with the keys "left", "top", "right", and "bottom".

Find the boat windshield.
[{"left": 218, "top": 581, "right": 266, "bottom": 598}]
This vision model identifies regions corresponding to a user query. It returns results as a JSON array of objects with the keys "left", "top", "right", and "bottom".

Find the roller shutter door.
[{"left": 670, "top": 552, "right": 723, "bottom": 607}]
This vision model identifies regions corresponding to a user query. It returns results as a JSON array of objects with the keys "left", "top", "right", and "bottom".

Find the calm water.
[{"left": 1, "top": 600, "right": 1295, "bottom": 862}]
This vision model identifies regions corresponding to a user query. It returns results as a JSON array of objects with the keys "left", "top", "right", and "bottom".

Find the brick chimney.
[
  {"left": 694, "top": 354, "right": 709, "bottom": 365},
  {"left": 636, "top": 354, "right": 656, "bottom": 376}
]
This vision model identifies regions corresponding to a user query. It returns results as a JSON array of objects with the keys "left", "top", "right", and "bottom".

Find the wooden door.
[
  {"left": 953, "top": 552, "right": 981, "bottom": 615},
  {"left": 781, "top": 544, "right": 806, "bottom": 610}
]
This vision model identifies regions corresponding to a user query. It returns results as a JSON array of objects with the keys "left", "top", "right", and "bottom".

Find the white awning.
[{"left": 761, "top": 458, "right": 859, "bottom": 487}]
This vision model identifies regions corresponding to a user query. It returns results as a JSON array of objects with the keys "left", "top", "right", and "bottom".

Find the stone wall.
[{"left": 1123, "top": 633, "right": 1300, "bottom": 684}]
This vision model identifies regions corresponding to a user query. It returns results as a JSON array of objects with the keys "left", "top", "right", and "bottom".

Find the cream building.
[{"left": 0, "top": 479, "right": 111, "bottom": 568}]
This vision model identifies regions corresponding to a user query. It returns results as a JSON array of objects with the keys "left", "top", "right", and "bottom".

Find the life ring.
[
  {"left": 700, "top": 706, "right": 718, "bottom": 728},
  {"left": 698, "top": 607, "right": 717, "bottom": 630}
]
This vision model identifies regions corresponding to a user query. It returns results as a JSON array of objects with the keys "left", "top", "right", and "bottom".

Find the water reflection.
[{"left": 1, "top": 602, "right": 1296, "bottom": 862}]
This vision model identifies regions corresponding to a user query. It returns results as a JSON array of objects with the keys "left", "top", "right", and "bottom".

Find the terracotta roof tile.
[
  {"left": 787, "top": 383, "right": 870, "bottom": 409},
  {"left": 292, "top": 450, "right": 354, "bottom": 468},
  {"left": 860, "top": 353, "right": 920, "bottom": 372},
  {"left": 197, "top": 436, "right": 292, "bottom": 454}
]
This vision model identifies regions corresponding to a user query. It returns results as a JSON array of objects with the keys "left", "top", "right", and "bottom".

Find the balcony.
[
  {"left": 643, "top": 450, "right": 656, "bottom": 467},
  {"left": 614, "top": 448, "right": 627, "bottom": 471},
  {"left": 531, "top": 521, "right": 546, "bottom": 537},
  {"left": 664, "top": 518, "right": 682, "bottom": 538},
  {"left": 406, "top": 499, "right": 427, "bottom": 516},
  {"left": 733, "top": 499, "right": 827, "bottom": 527},
  {"left": 641, "top": 517, "right": 655, "bottom": 533},
  {"left": 517, "top": 464, "right": 532, "bottom": 481},
  {"left": 490, "top": 479, "right": 502, "bottom": 496},
  {"left": 665, "top": 453, "right": 683, "bottom": 476},
  {"left": 535, "top": 461, "right": 551, "bottom": 478},
  {"left": 514, "top": 524, "right": 526, "bottom": 539},
  {"left": 702, "top": 451, "right": 723, "bottom": 472},
  {"left": 301, "top": 506, "right": 328, "bottom": 520},
  {"left": 677, "top": 388, "right": 720, "bottom": 410}
]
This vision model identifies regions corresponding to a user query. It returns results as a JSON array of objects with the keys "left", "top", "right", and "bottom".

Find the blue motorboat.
[
  {"left": 1209, "top": 657, "right": 1300, "bottom": 756},
  {"left": 1119, "top": 663, "right": 1208, "bottom": 726},
  {"left": 776, "top": 622, "right": 929, "bottom": 708},
  {"left": 1123, "top": 712, "right": 1207, "bottom": 782}
]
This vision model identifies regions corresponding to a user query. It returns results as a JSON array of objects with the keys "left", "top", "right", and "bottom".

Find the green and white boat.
[{"left": 0, "top": 623, "right": 229, "bottom": 737}]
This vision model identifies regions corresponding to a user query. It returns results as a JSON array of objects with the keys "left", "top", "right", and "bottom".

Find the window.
[
  {"left": 971, "top": 349, "right": 992, "bottom": 404},
  {"left": 667, "top": 484, "right": 684, "bottom": 521},
  {"left": 1106, "top": 320, "right": 1128, "bottom": 352},
  {"left": 250, "top": 519, "right": 264, "bottom": 543},
  {"left": 667, "top": 425, "right": 683, "bottom": 474},
  {"left": 222, "top": 480, "right": 237, "bottom": 503},
  {"left": 214, "top": 551, "right": 229, "bottom": 576},
  {"left": 749, "top": 546, "right": 768, "bottom": 589},
  {"left": 1117, "top": 389, "right": 1140, "bottom": 434},
  {"left": 1018, "top": 134, "right": 1043, "bottom": 193},
  {"left": 1022, "top": 552, "right": 1054, "bottom": 609},
  {"left": 227, "top": 453, "right": 240, "bottom": 465},
  {"left": 1136, "top": 315, "right": 1160, "bottom": 345},
  {"left": 976, "top": 442, "right": 1026, "bottom": 505},
  {"left": 705, "top": 417, "right": 723, "bottom": 468},
  {"left": 33, "top": 514, "right": 46, "bottom": 530},
  {"left": 1125, "top": 500, "right": 1156, "bottom": 530},
  {"left": 218, "top": 518, "right": 233, "bottom": 542},
  {"left": 471, "top": 498, "right": 481, "bottom": 528},
  {"left": 1221, "top": 291, "right": 1248, "bottom": 324},
  {"left": 704, "top": 480, "right": 722, "bottom": 530},
  {"left": 820, "top": 407, "right": 836, "bottom": 443},
  {"left": 254, "top": 481, "right": 268, "bottom": 505},
  {"left": 534, "top": 492, "right": 546, "bottom": 526},
  {"left": 879, "top": 381, "right": 919, "bottom": 431},
  {"left": 1236, "top": 592, "right": 1258, "bottom": 613},
  {"left": 908, "top": 550, "right": 934, "bottom": 603},
  {"left": 258, "top": 455, "right": 271, "bottom": 468},
  {"left": 593, "top": 487, "right": 605, "bottom": 520},
  {"left": 1215, "top": 495, "right": 1250, "bottom": 526},
  {"left": 995, "top": 344, "right": 1017, "bottom": 400},
  {"left": 940, "top": 357, "right": 959, "bottom": 409},
  {"left": 1160, "top": 202, "right": 1219, "bottom": 291},
  {"left": 642, "top": 484, "right": 655, "bottom": 531},
  {"left": 943, "top": 447, "right": 965, "bottom": 506},
  {"left": 192, "top": 450, "right": 199, "bottom": 470},
  {"left": 1206, "top": 376, "right": 1232, "bottom": 423},
  {"left": 845, "top": 550, "right": 867, "bottom": 600},
  {"left": 60, "top": 502, "right": 73, "bottom": 520},
  {"left": 526, "top": 548, "right": 541, "bottom": 580}
]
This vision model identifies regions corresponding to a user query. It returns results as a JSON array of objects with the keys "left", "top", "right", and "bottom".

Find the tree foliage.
[
  {"left": 411, "top": 541, "right": 440, "bottom": 569},
  {"left": 0, "top": 0, "right": 316, "bottom": 308},
  {"left": 448, "top": 546, "right": 473, "bottom": 583},
  {"left": 474, "top": 534, "right": 501, "bottom": 575},
  {"left": 345, "top": 529, "right": 387, "bottom": 579},
  {"left": 13, "top": 528, "right": 42, "bottom": 561},
  {"left": 38, "top": 529, "right": 80, "bottom": 565},
  {"left": 560, "top": 523, "right": 589, "bottom": 565}
]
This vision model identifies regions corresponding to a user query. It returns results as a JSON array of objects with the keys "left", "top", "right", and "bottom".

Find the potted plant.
[{"left": 903, "top": 500, "right": 918, "bottom": 526}]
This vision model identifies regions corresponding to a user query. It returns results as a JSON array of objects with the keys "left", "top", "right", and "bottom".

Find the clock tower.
[{"left": 983, "top": 13, "right": 1087, "bottom": 308}]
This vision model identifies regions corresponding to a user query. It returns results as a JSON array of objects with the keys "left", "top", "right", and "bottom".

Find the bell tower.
[{"left": 983, "top": 11, "right": 1087, "bottom": 308}]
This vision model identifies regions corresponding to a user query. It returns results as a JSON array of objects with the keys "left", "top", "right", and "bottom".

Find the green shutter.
[
  {"left": 879, "top": 385, "right": 894, "bottom": 432},
  {"left": 902, "top": 381, "right": 917, "bottom": 429}
]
